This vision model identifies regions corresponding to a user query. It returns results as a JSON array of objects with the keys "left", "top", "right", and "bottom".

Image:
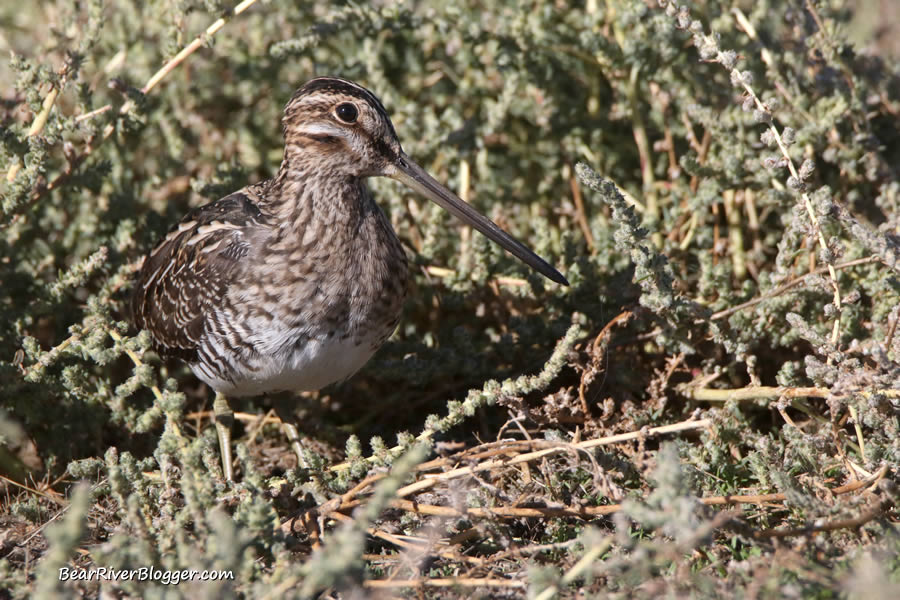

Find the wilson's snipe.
[{"left": 132, "top": 77, "right": 567, "bottom": 480}]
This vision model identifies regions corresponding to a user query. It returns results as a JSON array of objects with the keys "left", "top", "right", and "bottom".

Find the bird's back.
[{"left": 132, "top": 186, "right": 269, "bottom": 364}]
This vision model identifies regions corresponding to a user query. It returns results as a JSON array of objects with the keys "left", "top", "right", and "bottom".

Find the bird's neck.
[{"left": 263, "top": 158, "right": 374, "bottom": 232}]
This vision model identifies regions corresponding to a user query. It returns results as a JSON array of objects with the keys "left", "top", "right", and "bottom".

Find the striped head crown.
[{"left": 281, "top": 77, "right": 403, "bottom": 177}]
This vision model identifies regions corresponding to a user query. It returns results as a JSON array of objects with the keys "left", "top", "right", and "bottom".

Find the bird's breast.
[{"left": 195, "top": 199, "right": 408, "bottom": 396}]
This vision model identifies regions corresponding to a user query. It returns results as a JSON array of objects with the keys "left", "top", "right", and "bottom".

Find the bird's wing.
[{"left": 131, "top": 189, "right": 268, "bottom": 362}]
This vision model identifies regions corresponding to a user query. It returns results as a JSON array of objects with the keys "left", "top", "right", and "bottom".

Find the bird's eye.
[{"left": 335, "top": 103, "right": 359, "bottom": 123}]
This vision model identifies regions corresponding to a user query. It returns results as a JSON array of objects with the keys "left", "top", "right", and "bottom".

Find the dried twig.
[{"left": 753, "top": 496, "right": 893, "bottom": 540}]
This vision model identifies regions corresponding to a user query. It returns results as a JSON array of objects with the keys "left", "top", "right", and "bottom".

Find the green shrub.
[{"left": 2, "top": 0, "right": 898, "bottom": 597}]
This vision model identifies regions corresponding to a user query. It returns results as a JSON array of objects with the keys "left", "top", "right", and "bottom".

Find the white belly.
[{"left": 192, "top": 325, "right": 383, "bottom": 397}]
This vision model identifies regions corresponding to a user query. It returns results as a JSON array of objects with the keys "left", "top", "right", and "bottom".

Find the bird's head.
[
  {"left": 281, "top": 77, "right": 568, "bottom": 286},
  {"left": 282, "top": 77, "right": 403, "bottom": 178}
]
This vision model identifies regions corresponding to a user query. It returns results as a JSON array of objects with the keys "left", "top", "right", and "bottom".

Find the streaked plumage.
[{"left": 132, "top": 77, "right": 566, "bottom": 479}]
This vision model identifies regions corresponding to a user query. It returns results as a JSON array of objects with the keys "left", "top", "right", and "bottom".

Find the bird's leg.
[
  {"left": 272, "top": 398, "right": 307, "bottom": 469},
  {"left": 213, "top": 392, "right": 235, "bottom": 481}
]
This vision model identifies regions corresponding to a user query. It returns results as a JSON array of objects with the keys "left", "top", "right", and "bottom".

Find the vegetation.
[{"left": 1, "top": 0, "right": 898, "bottom": 597}]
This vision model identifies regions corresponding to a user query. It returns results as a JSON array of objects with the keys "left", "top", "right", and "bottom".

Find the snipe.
[{"left": 132, "top": 77, "right": 567, "bottom": 480}]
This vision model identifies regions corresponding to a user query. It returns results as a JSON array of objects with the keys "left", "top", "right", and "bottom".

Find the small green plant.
[{"left": 1, "top": 0, "right": 898, "bottom": 597}]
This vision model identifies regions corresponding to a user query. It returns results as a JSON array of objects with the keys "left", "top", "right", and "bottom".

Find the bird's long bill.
[{"left": 389, "top": 155, "right": 569, "bottom": 286}]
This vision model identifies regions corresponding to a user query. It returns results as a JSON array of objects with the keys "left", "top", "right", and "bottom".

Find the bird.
[{"left": 132, "top": 76, "right": 568, "bottom": 480}]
